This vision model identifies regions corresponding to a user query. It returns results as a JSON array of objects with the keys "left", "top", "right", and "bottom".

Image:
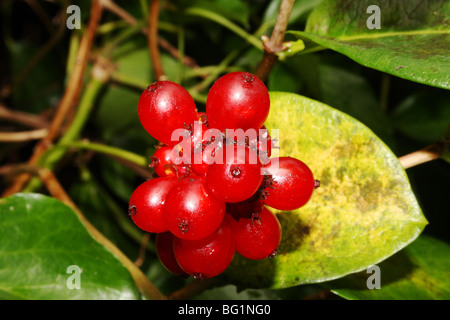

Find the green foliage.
[
  {"left": 325, "top": 235, "right": 450, "bottom": 299},
  {"left": 0, "top": 0, "right": 449, "bottom": 300},
  {"left": 0, "top": 193, "right": 140, "bottom": 300},
  {"left": 291, "top": 0, "right": 450, "bottom": 89}
]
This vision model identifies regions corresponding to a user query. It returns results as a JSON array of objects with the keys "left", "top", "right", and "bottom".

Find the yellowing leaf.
[{"left": 223, "top": 92, "right": 427, "bottom": 289}]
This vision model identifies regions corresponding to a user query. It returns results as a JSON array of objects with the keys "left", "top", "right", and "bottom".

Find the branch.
[
  {"left": 44, "top": 139, "right": 148, "bottom": 168},
  {"left": 2, "top": 0, "right": 103, "bottom": 197},
  {"left": 399, "top": 142, "right": 444, "bottom": 169},
  {"left": 148, "top": 0, "right": 165, "bottom": 80},
  {"left": 134, "top": 233, "right": 151, "bottom": 267},
  {"left": 101, "top": 0, "right": 199, "bottom": 69},
  {"left": 0, "top": 129, "right": 48, "bottom": 142},
  {"left": 0, "top": 103, "right": 49, "bottom": 128},
  {"left": 255, "top": 0, "right": 295, "bottom": 81},
  {"left": 184, "top": 7, "right": 262, "bottom": 50}
]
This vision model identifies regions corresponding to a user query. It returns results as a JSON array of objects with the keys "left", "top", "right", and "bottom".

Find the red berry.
[
  {"left": 205, "top": 145, "right": 263, "bottom": 203},
  {"left": 191, "top": 149, "right": 212, "bottom": 175},
  {"left": 173, "top": 215, "right": 235, "bottom": 279},
  {"left": 155, "top": 232, "right": 186, "bottom": 275},
  {"left": 226, "top": 194, "right": 264, "bottom": 220},
  {"left": 206, "top": 72, "right": 270, "bottom": 132},
  {"left": 230, "top": 206, "right": 281, "bottom": 260},
  {"left": 163, "top": 175, "right": 226, "bottom": 240},
  {"left": 150, "top": 145, "right": 178, "bottom": 177},
  {"left": 263, "top": 157, "right": 315, "bottom": 211},
  {"left": 138, "top": 81, "right": 198, "bottom": 146},
  {"left": 248, "top": 126, "right": 272, "bottom": 165},
  {"left": 128, "top": 176, "right": 178, "bottom": 233}
]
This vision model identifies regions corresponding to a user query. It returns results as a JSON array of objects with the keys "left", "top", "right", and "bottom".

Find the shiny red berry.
[
  {"left": 226, "top": 194, "right": 264, "bottom": 220},
  {"left": 163, "top": 176, "right": 226, "bottom": 240},
  {"left": 263, "top": 157, "right": 316, "bottom": 211},
  {"left": 191, "top": 130, "right": 224, "bottom": 175},
  {"left": 155, "top": 232, "right": 186, "bottom": 275},
  {"left": 205, "top": 145, "right": 263, "bottom": 203},
  {"left": 173, "top": 215, "right": 235, "bottom": 279},
  {"left": 150, "top": 145, "right": 177, "bottom": 177},
  {"left": 230, "top": 206, "right": 281, "bottom": 260},
  {"left": 128, "top": 176, "right": 178, "bottom": 233},
  {"left": 138, "top": 81, "right": 198, "bottom": 146},
  {"left": 248, "top": 126, "right": 272, "bottom": 165},
  {"left": 206, "top": 72, "right": 270, "bottom": 132}
]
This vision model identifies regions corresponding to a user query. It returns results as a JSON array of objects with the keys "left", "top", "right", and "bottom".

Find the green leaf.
[
  {"left": 222, "top": 92, "right": 427, "bottom": 289},
  {"left": 290, "top": 0, "right": 450, "bottom": 89},
  {"left": 325, "top": 235, "right": 450, "bottom": 299},
  {"left": 0, "top": 193, "right": 140, "bottom": 300}
]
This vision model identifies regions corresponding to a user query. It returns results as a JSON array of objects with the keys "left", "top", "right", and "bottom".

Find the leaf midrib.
[{"left": 305, "top": 28, "right": 450, "bottom": 42}]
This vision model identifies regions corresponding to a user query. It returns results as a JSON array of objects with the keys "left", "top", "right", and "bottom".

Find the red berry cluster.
[{"left": 129, "top": 72, "right": 318, "bottom": 280}]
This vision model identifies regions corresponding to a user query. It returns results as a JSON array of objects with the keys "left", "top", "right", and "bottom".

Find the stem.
[
  {"left": 148, "top": 0, "right": 166, "bottom": 80},
  {"left": 184, "top": 7, "right": 262, "bottom": 50},
  {"left": 0, "top": 129, "right": 48, "bottom": 142},
  {"left": 398, "top": 142, "right": 444, "bottom": 169},
  {"left": 43, "top": 71, "right": 108, "bottom": 168},
  {"left": 60, "top": 73, "right": 107, "bottom": 143},
  {"left": 101, "top": 22, "right": 145, "bottom": 56},
  {"left": 192, "top": 46, "right": 244, "bottom": 92},
  {"left": 41, "top": 140, "right": 148, "bottom": 168},
  {"left": 65, "top": 31, "right": 80, "bottom": 83},
  {"left": 2, "top": 0, "right": 103, "bottom": 197},
  {"left": 102, "top": 0, "right": 199, "bottom": 69},
  {"left": 0, "top": 103, "right": 48, "bottom": 128},
  {"left": 255, "top": 0, "right": 295, "bottom": 81},
  {"left": 176, "top": 26, "right": 185, "bottom": 84},
  {"left": 111, "top": 71, "right": 147, "bottom": 90},
  {"left": 134, "top": 233, "right": 151, "bottom": 267}
]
